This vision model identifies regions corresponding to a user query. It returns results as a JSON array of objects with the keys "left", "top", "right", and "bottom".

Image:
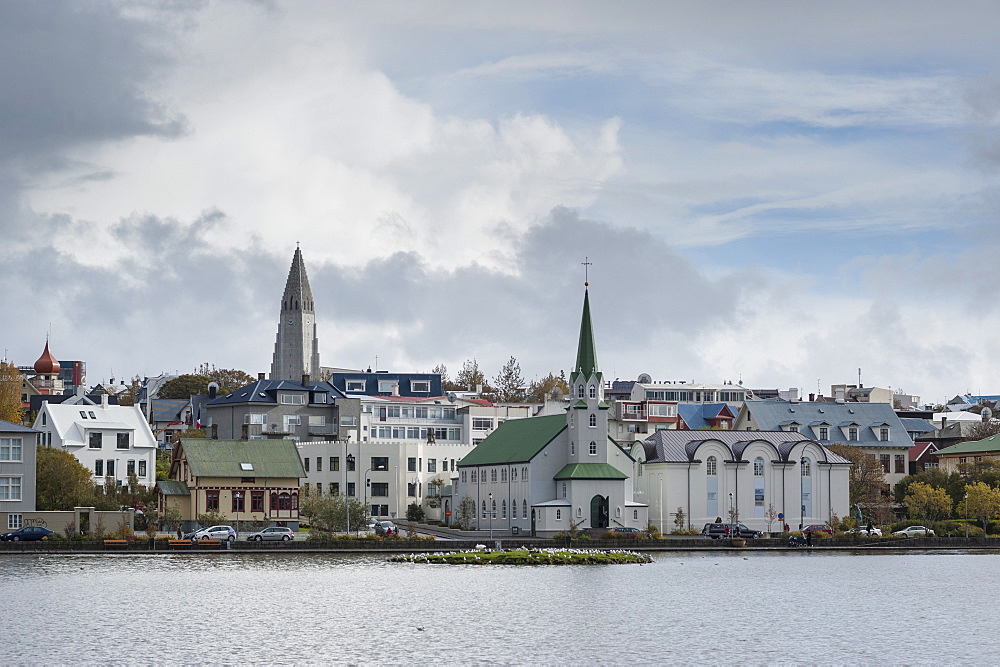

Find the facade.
[
  {"left": 328, "top": 371, "right": 443, "bottom": 399},
  {"left": 0, "top": 420, "right": 38, "bottom": 524},
  {"left": 629, "top": 430, "right": 851, "bottom": 534},
  {"left": 158, "top": 438, "right": 306, "bottom": 530},
  {"left": 610, "top": 399, "right": 737, "bottom": 443},
  {"left": 734, "top": 400, "right": 915, "bottom": 488},
  {"left": 933, "top": 435, "right": 1000, "bottom": 472},
  {"left": 270, "top": 247, "right": 321, "bottom": 382},
  {"left": 33, "top": 396, "right": 158, "bottom": 488},
  {"left": 456, "top": 287, "right": 647, "bottom": 536}
]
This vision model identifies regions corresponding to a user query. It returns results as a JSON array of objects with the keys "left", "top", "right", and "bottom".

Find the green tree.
[
  {"left": 156, "top": 451, "right": 172, "bottom": 481},
  {"left": 158, "top": 374, "right": 215, "bottom": 399},
  {"left": 195, "top": 364, "right": 256, "bottom": 394},
  {"left": 0, "top": 361, "right": 24, "bottom": 424},
  {"left": 827, "top": 443, "right": 888, "bottom": 505},
  {"left": 455, "top": 496, "right": 477, "bottom": 530},
  {"left": 525, "top": 372, "right": 570, "bottom": 403},
  {"left": 299, "top": 490, "right": 368, "bottom": 533},
  {"left": 406, "top": 502, "right": 426, "bottom": 522},
  {"left": 673, "top": 506, "right": 687, "bottom": 532},
  {"left": 904, "top": 481, "right": 953, "bottom": 521},
  {"left": 433, "top": 364, "right": 460, "bottom": 392},
  {"left": 894, "top": 467, "right": 966, "bottom": 507},
  {"left": 455, "top": 359, "right": 486, "bottom": 391},
  {"left": 493, "top": 356, "right": 526, "bottom": 403},
  {"left": 963, "top": 481, "right": 1000, "bottom": 531},
  {"left": 116, "top": 376, "right": 142, "bottom": 407},
  {"left": 36, "top": 445, "right": 96, "bottom": 510},
  {"left": 170, "top": 428, "right": 208, "bottom": 446}
]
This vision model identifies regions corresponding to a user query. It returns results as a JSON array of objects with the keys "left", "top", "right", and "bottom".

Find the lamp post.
[
  {"left": 234, "top": 491, "right": 243, "bottom": 539},
  {"left": 965, "top": 492, "right": 969, "bottom": 539},
  {"left": 346, "top": 452, "right": 355, "bottom": 535},
  {"left": 728, "top": 492, "right": 734, "bottom": 534},
  {"left": 489, "top": 492, "right": 494, "bottom": 539},
  {"left": 799, "top": 456, "right": 806, "bottom": 531},
  {"left": 364, "top": 468, "right": 377, "bottom": 520}
]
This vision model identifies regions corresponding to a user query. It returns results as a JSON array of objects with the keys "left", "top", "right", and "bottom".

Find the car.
[
  {"left": 801, "top": 524, "right": 834, "bottom": 535},
  {"left": 375, "top": 521, "right": 397, "bottom": 537},
  {"left": 611, "top": 527, "right": 642, "bottom": 534},
  {"left": 0, "top": 526, "right": 54, "bottom": 541},
  {"left": 190, "top": 525, "right": 237, "bottom": 542},
  {"left": 892, "top": 525, "right": 935, "bottom": 537},
  {"left": 704, "top": 523, "right": 763, "bottom": 539},
  {"left": 848, "top": 526, "right": 883, "bottom": 537},
  {"left": 246, "top": 527, "right": 295, "bottom": 541}
]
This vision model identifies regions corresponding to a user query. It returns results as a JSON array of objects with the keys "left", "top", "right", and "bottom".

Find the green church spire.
[{"left": 573, "top": 288, "right": 599, "bottom": 379}]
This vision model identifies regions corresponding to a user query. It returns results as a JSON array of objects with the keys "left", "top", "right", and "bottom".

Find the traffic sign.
[{"left": 777, "top": 512, "right": 784, "bottom": 520}]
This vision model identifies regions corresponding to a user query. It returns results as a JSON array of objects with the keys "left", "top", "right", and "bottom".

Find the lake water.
[{"left": 3, "top": 550, "right": 995, "bottom": 664}]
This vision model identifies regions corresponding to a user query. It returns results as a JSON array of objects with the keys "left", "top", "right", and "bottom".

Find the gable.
[{"left": 458, "top": 414, "right": 566, "bottom": 466}]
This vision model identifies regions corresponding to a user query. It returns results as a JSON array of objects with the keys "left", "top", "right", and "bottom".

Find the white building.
[{"left": 33, "top": 396, "right": 158, "bottom": 488}]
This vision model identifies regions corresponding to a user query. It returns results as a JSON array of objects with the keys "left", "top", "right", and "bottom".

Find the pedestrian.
[
  {"left": 783, "top": 523, "right": 790, "bottom": 533},
  {"left": 806, "top": 530, "right": 812, "bottom": 547},
  {"left": 866, "top": 521, "right": 874, "bottom": 535}
]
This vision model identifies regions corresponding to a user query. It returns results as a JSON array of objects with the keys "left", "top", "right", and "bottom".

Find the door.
[
  {"left": 590, "top": 495, "right": 609, "bottom": 528},
  {"left": 530, "top": 509, "right": 536, "bottom": 537}
]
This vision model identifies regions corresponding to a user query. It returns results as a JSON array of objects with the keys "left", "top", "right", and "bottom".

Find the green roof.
[
  {"left": 180, "top": 439, "right": 306, "bottom": 479},
  {"left": 157, "top": 480, "right": 190, "bottom": 496},
  {"left": 936, "top": 435, "right": 1000, "bottom": 456},
  {"left": 572, "top": 289, "right": 599, "bottom": 380},
  {"left": 553, "top": 463, "right": 627, "bottom": 480},
  {"left": 458, "top": 415, "right": 566, "bottom": 466}
]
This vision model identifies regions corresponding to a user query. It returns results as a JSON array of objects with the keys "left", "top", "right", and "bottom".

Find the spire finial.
[{"left": 581, "top": 256, "right": 592, "bottom": 287}]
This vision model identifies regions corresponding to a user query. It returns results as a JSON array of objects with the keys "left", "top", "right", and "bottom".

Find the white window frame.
[
  {"left": 0, "top": 476, "right": 22, "bottom": 501},
  {"left": 0, "top": 438, "right": 22, "bottom": 462},
  {"left": 8, "top": 514, "right": 23, "bottom": 529},
  {"left": 410, "top": 380, "right": 431, "bottom": 393},
  {"left": 280, "top": 393, "right": 305, "bottom": 405},
  {"left": 346, "top": 380, "right": 366, "bottom": 392}
]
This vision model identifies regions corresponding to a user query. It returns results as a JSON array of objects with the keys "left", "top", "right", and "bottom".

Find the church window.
[
  {"left": 491, "top": 469, "right": 497, "bottom": 482},
  {"left": 589, "top": 385, "right": 596, "bottom": 399},
  {"left": 492, "top": 499, "right": 497, "bottom": 516},
  {"left": 501, "top": 468, "right": 507, "bottom": 482},
  {"left": 482, "top": 501, "right": 487, "bottom": 519},
  {"left": 754, "top": 457, "right": 764, "bottom": 476},
  {"left": 571, "top": 441, "right": 575, "bottom": 455},
  {"left": 589, "top": 441, "right": 597, "bottom": 456},
  {"left": 801, "top": 458, "right": 812, "bottom": 477},
  {"left": 589, "top": 414, "right": 597, "bottom": 428},
  {"left": 523, "top": 466, "right": 529, "bottom": 481},
  {"left": 555, "top": 509, "right": 562, "bottom": 520},
  {"left": 561, "top": 482, "right": 567, "bottom": 498},
  {"left": 512, "top": 467, "right": 517, "bottom": 481},
  {"left": 471, "top": 470, "right": 477, "bottom": 483},
  {"left": 577, "top": 507, "right": 582, "bottom": 518},
  {"left": 578, "top": 384, "right": 584, "bottom": 397},
  {"left": 461, "top": 470, "right": 467, "bottom": 483},
  {"left": 633, "top": 509, "right": 638, "bottom": 520},
  {"left": 707, "top": 456, "right": 717, "bottom": 476},
  {"left": 523, "top": 500, "right": 528, "bottom": 519},
  {"left": 615, "top": 507, "right": 622, "bottom": 518},
  {"left": 501, "top": 500, "right": 507, "bottom": 519}
]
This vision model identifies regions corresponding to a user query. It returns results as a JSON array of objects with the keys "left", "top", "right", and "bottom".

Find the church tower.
[
  {"left": 566, "top": 285, "right": 611, "bottom": 464},
  {"left": 270, "top": 247, "right": 321, "bottom": 382}
]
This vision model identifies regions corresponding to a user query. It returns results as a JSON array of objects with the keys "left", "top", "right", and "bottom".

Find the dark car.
[
  {"left": 611, "top": 527, "right": 642, "bottom": 534},
  {"left": 801, "top": 524, "right": 834, "bottom": 535},
  {"left": 705, "top": 523, "right": 762, "bottom": 539},
  {"left": 1, "top": 526, "right": 54, "bottom": 541}
]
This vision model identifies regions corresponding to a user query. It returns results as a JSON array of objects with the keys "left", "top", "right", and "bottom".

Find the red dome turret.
[{"left": 33, "top": 340, "right": 60, "bottom": 375}]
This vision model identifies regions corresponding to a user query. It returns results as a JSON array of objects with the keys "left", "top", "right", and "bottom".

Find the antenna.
[{"left": 858, "top": 367, "right": 862, "bottom": 388}]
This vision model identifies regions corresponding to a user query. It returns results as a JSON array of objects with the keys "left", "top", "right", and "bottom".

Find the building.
[
  {"left": 1, "top": 419, "right": 38, "bottom": 524},
  {"left": 33, "top": 396, "right": 158, "bottom": 488},
  {"left": 734, "top": 400, "right": 914, "bottom": 488},
  {"left": 456, "top": 286, "right": 647, "bottom": 536},
  {"left": 157, "top": 438, "right": 306, "bottom": 531},
  {"left": 629, "top": 430, "right": 850, "bottom": 533},
  {"left": 270, "top": 247, "right": 321, "bottom": 382},
  {"left": 933, "top": 435, "right": 1000, "bottom": 472}
]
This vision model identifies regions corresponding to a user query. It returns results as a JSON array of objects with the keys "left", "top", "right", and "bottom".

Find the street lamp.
[
  {"left": 728, "top": 492, "right": 734, "bottom": 533},
  {"left": 489, "top": 492, "right": 494, "bottom": 539},
  {"left": 345, "top": 453, "right": 355, "bottom": 535},
  {"left": 799, "top": 456, "right": 806, "bottom": 531},
  {"left": 234, "top": 491, "right": 243, "bottom": 539},
  {"left": 965, "top": 492, "right": 969, "bottom": 539}
]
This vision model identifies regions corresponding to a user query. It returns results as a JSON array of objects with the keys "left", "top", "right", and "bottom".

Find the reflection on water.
[{"left": 2, "top": 550, "right": 996, "bottom": 664}]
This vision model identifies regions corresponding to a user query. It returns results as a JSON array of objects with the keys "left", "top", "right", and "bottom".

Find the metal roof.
[
  {"left": 178, "top": 439, "right": 306, "bottom": 479},
  {"left": 639, "top": 430, "right": 851, "bottom": 465},
  {"left": 458, "top": 414, "right": 566, "bottom": 466}
]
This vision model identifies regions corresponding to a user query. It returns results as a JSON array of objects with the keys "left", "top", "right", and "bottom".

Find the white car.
[
  {"left": 191, "top": 525, "right": 237, "bottom": 542},
  {"left": 892, "top": 525, "right": 934, "bottom": 537},
  {"left": 849, "top": 526, "right": 883, "bottom": 537}
]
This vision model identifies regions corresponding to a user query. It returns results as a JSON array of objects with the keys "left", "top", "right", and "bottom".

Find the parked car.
[
  {"left": 0, "top": 526, "right": 54, "bottom": 541},
  {"left": 246, "top": 527, "right": 295, "bottom": 542},
  {"left": 705, "top": 523, "right": 762, "bottom": 539},
  {"left": 892, "top": 525, "right": 935, "bottom": 537},
  {"left": 801, "top": 524, "right": 834, "bottom": 535},
  {"left": 848, "top": 526, "right": 883, "bottom": 537},
  {"left": 190, "top": 525, "right": 237, "bottom": 542},
  {"left": 375, "top": 521, "right": 397, "bottom": 537},
  {"left": 611, "top": 527, "right": 642, "bottom": 534}
]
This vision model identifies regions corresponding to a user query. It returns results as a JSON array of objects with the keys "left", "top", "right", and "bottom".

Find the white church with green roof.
[{"left": 455, "top": 286, "right": 647, "bottom": 536}]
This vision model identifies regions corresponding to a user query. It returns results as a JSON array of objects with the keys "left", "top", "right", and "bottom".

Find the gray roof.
[
  {"left": 0, "top": 419, "right": 38, "bottom": 433},
  {"left": 208, "top": 378, "right": 348, "bottom": 406},
  {"left": 899, "top": 417, "right": 936, "bottom": 434},
  {"left": 639, "top": 430, "right": 852, "bottom": 465},
  {"left": 741, "top": 401, "right": 914, "bottom": 449}
]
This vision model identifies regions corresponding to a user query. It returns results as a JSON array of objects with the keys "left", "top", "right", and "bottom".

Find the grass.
[{"left": 389, "top": 548, "right": 652, "bottom": 565}]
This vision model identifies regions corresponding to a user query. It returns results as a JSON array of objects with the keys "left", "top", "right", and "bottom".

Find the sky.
[{"left": 4, "top": 0, "right": 1000, "bottom": 406}]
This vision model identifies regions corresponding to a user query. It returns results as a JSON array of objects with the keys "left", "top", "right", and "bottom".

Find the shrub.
[{"left": 406, "top": 503, "right": 425, "bottom": 522}]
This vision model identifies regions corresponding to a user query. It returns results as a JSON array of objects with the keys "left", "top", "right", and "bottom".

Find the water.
[{"left": 2, "top": 550, "right": 996, "bottom": 664}]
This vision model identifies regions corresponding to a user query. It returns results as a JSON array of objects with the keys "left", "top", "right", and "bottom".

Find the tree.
[
  {"left": 904, "top": 482, "right": 952, "bottom": 521},
  {"left": 894, "top": 467, "right": 966, "bottom": 508},
  {"left": 158, "top": 374, "right": 215, "bottom": 399},
  {"left": 765, "top": 503, "right": 778, "bottom": 533},
  {"left": 195, "top": 364, "right": 256, "bottom": 394},
  {"left": 493, "top": 356, "right": 526, "bottom": 403},
  {"left": 299, "top": 490, "right": 368, "bottom": 533},
  {"left": 455, "top": 359, "right": 486, "bottom": 391},
  {"left": 170, "top": 428, "right": 207, "bottom": 446},
  {"left": 406, "top": 502, "right": 425, "bottom": 521},
  {"left": 455, "top": 496, "right": 477, "bottom": 530},
  {"left": 525, "top": 372, "right": 570, "bottom": 403},
  {"left": 827, "top": 443, "right": 888, "bottom": 505},
  {"left": 0, "top": 361, "right": 24, "bottom": 424},
  {"left": 36, "top": 445, "right": 96, "bottom": 510},
  {"left": 963, "top": 481, "right": 1000, "bottom": 531},
  {"left": 964, "top": 419, "right": 1000, "bottom": 442},
  {"left": 673, "top": 506, "right": 686, "bottom": 533},
  {"left": 433, "top": 364, "right": 459, "bottom": 392},
  {"left": 156, "top": 451, "right": 172, "bottom": 481},
  {"left": 117, "top": 376, "right": 142, "bottom": 407}
]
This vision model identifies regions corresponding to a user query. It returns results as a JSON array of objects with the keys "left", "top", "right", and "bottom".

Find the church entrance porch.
[{"left": 590, "top": 495, "right": 609, "bottom": 529}]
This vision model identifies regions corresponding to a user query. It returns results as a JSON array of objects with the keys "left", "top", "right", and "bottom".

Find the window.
[
  {"left": 340, "top": 416, "right": 358, "bottom": 427},
  {"left": 471, "top": 470, "right": 477, "bottom": 483},
  {"left": 206, "top": 490, "right": 220, "bottom": 511},
  {"left": 284, "top": 415, "right": 301, "bottom": 426},
  {"left": 330, "top": 482, "right": 340, "bottom": 495},
  {"left": 589, "top": 385, "right": 596, "bottom": 399},
  {"left": 561, "top": 482, "right": 567, "bottom": 498},
  {"left": 347, "top": 457, "right": 356, "bottom": 471},
  {"left": 0, "top": 477, "right": 21, "bottom": 501},
  {"left": 313, "top": 393, "right": 327, "bottom": 404},
  {"left": 578, "top": 384, "right": 584, "bottom": 397},
  {"left": 304, "top": 458, "right": 310, "bottom": 472},
  {"left": 523, "top": 500, "right": 528, "bottom": 519},
  {"left": 95, "top": 460, "right": 104, "bottom": 476},
  {"left": 707, "top": 456, "right": 717, "bottom": 476},
  {"left": 346, "top": 380, "right": 366, "bottom": 392},
  {"left": 116, "top": 433, "right": 129, "bottom": 449},
  {"left": 308, "top": 416, "right": 326, "bottom": 427},
  {"left": 482, "top": 501, "right": 487, "bottom": 519},
  {"left": 880, "top": 427, "right": 890, "bottom": 442},
  {"left": 589, "top": 441, "right": 597, "bottom": 456},
  {"left": 472, "top": 417, "right": 493, "bottom": 430},
  {"left": 555, "top": 509, "right": 562, "bottom": 520},
  {"left": 428, "top": 459, "right": 437, "bottom": 473},
  {"left": 788, "top": 425, "right": 799, "bottom": 433},
  {"left": 615, "top": 507, "right": 622, "bottom": 518},
  {"left": 232, "top": 492, "right": 245, "bottom": 512},
  {"left": 880, "top": 454, "right": 890, "bottom": 473},
  {"left": 106, "top": 460, "right": 115, "bottom": 476},
  {"left": 589, "top": 414, "right": 597, "bottom": 428},
  {"left": 314, "top": 483, "right": 321, "bottom": 494},
  {"left": 491, "top": 469, "right": 498, "bottom": 482},
  {"left": 244, "top": 413, "right": 267, "bottom": 425},
  {"left": 89, "top": 432, "right": 102, "bottom": 449},
  {"left": 500, "top": 468, "right": 506, "bottom": 481},
  {"left": 251, "top": 491, "right": 264, "bottom": 512},
  {"left": 407, "top": 482, "right": 417, "bottom": 497},
  {"left": 523, "top": 466, "right": 528, "bottom": 481},
  {"left": 411, "top": 380, "right": 430, "bottom": 393},
  {"left": 347, "top": 482, "right": 355, "bottom": 497},
  {"left": 753, "top": 457, "right": 764, "bottom": 476},
  {"left": 280, "top": 394, "right": 305, "bottom": 405},
  {"left": 571, "top": 441, "right": 575, "bottom": 456},
  {"left": 138, "top": 460, "right": 147, "bottom": 477},
  {"left": 371, "top": 456, "right": 388, "bottom": 471},
  {"left": 330, "top": 456, "right": 340, "bottom": 471},
  {"left": 894, "top": 455, "right": 905, "bottom": 473},
  {"left": 818, "top": 427, "right": 829, "bottom": 440},
  {"left": 127, "top": 460, "right": 136, "bottom": 476},
  {"left": 0, "top": 438, "right": 22, "bottom": 461},
  {"left": 408, "top": 457, "right": 417, "bottom": 472},
  {"left": 8, "top": 514, "right": 23, "bottom": 529},
  {"left": 80, "top": 410, "right": 87, "bottom": 419},
  {"left": 370, "top": 482, "right": 388, "bottom": 497},
  {"left": 801, "top": 458, "right": 812, "bottom": 477},
  {"left": 501, "top": 500, "right": 507, "bottom": 519},
  {"left": 511, "top": 467, "right": 516, "bottom": 481},
  {"left": 848, "top": 427, "right": 858, "bottom": 441},
  {"left": 316, "top": 457, "right": 322, "bottom": 472},
  {"left": 461, "top": 470, "right": 467, "bottom": 483},
  {"left": 378, "top": 380, "right": 397, "bottom": 393},
  {"left": 89, "top": 411, "right": 96, "bottom": 419}
]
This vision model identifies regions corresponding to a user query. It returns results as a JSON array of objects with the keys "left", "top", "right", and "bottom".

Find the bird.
[{"left": 416, "top": 627, "right": 424, "bottom": 632}]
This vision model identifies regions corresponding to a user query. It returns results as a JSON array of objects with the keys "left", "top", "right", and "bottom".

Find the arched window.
[
  {"left": 501, "top": 468, "right": 507, "bottom": 482},
  {"left": 523, "top": 499, "right": 527, "bottom": 519},
  {"left": 801, "top": 458, "right": 812, "bottom": 477},
  {"left": 512, "top": 467, "right": 517, "bottom": 481},
  {"left": 561, "top": 482, "right": 567, "bottom": 498},
  {"left": 578, "top": 384, "right": 584, "bottom": 397},
  {"left": 501, "top": 500, "right": 507, "bottom": 519},
  {"left": 633, "top": 509, "right": 638, "bottom": 520},
  {"left": 471, "top": 470, "right": 477, "bottom": 483},
  {"left": 589, "top": 385, "right": 596, "bottom": 399},
  {"left": 482, "top": 501, "right": 487, "bottom": 519},
  {"left": 491, "top": 468, "right": 497, "bottom": 482},
  {"left": 589, "top": 441, "right": 597, "bottom": 455},
  {"left": 615, "top": 507, "right": 622, "bottom": 518},
  {"left": 754, "top": 457, "right": 764, "bottom": 476},
  {"left": 278, "top": 492, "right": 291, "bottom": 510},
  {"left": 707, "top": 456, "right": 717, "bottom": 476},
  {"left": 589, "top": 414, "right": 597, "bottom": 428},
  {"left": 571, "top": 441, "right": 576, "bottom": 455},
  {"left": 270, "top": 492, "right": 278, "bottom": 510},
  {"left": 577, "top": 507, "right": 583, "bottom": 517},
  {"left": 555, "top": 509, "right": 562, "bottom": 520},
  {"left": 523, "top": 466, "right": 529, "bottom": 481},
  {"left": 492, "top": 499, "right": 497, "bottom": 516}
]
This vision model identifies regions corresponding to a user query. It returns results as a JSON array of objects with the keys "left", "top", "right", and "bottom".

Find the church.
[{"left": 455, "top": 284, "right": 648, "bottom": 536}]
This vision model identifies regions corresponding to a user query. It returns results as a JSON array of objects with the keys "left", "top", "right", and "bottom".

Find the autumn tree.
[
  {"left": 454, "top": 359, "right": 486, "bottom": 391},
  {"left": 0, "top": 361, "right": 24, "bottom": 424},
  {"left": 827, "top": 443, "right": 888, "bottom": 505},
  {"left": 117, "top": 376, "right": 142, "bottom": 407},
  {"left": 158, "top": 374, "right": 214, "bottom": 399},
  {"left": 525, "top": 372, "right": 570, "bottom": 403},
  {"left": 962, "top": 481, "right": 1000, "bottom": 532},
  {"left": 36, "top": 445, "right": 97, "bottom": 510},
  {"left": 963, "top": 419, "right": 1000, "bottom": 442},
  {"left": 493, "top": 356, "right": 526, "bottom": 403},
  {"left": 894, "top": 467, "right": 966, "bottom": 509},
  {"left": 195, "top": 364, "right": 256, "bottom": 393},
  {"left": 433, "top": 364, "right": 460, "bottom": 392},
  {"left": 903, "top": 482, "right": 953, "bottom": 521}
]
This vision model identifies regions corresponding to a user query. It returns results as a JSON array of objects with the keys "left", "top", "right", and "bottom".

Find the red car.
[{"left": 801, "top": 524, "right": 834, "bottom": 535}]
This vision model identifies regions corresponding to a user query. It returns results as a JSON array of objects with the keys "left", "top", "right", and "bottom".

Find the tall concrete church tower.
[{"left": 270, "top": 247, "right": 321, "bottom": 382}]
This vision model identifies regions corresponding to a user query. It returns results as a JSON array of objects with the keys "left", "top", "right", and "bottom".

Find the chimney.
[
  {"left": 208, "top": 382, "right": 218, "bottom": 399},
  {"left": 258, "top": 372, "right": 265, "bottom": 381},
  {"left": 809, "top": 393, "right": 815, "bottom": 402},
  {"left": 835, "top": 388, "right": 846, "bottom": 402},
  {"left": 941, "top": 416, "right": 947, "bottom": 430},
  {"left": 476, "top": 384, "right": 483, "bottom": 395},
  {"left": 788, "top": 387, "right": 799, "bottom": 402},
  {"left": 302, "top": 373, "right": 310, "bottom": 387},
  {"left": 101, "top": 393, "right": 109, "bottom": 408}
]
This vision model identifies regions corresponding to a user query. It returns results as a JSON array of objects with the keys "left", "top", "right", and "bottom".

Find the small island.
[{"left": 389, "top": 548, "right": 652, "bottom": 565}]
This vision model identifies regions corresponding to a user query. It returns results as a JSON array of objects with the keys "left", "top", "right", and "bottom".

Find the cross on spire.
[{"left": 581, "top": 256, "right": 592, "bottom": 286}]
